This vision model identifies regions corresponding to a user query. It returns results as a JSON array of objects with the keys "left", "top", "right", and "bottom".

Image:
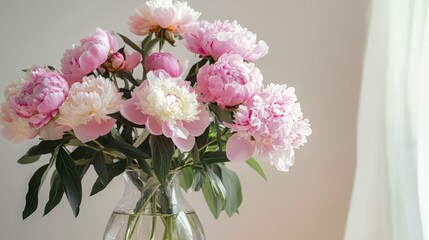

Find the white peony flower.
[
  {"left": 58, "top": 76, "right": 122, "bottom": 142},
  {"left": 121, "top": 70, "right": 210, "bottom": 151},
  {"left": 129, "top": 0, "right": 201, "bottom": 35}
]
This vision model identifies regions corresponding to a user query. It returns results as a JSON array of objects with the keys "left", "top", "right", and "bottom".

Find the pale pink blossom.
[
  {"left": 226, "top": 84, "right": 311, "bottom": 171},
  {"left": 183, "top": 20, "right": 269, "bottom": 61},
  {"left": 145, "top": 52, "right": 181, "bottom": 77},
  {"left": 196, "top": 53, "right": 263, "bottom": 108},
  {"left": 120, "top": 70, "right": 210, "bottom": 151},
  {"left": 10, "top": 67, "right": 69, "bottom": 129},
  {"left": 60, "top": 28, "right": 119, "bottom": 85},
  {"left": 129, "top": 0, "right": 201, "bottom": 36},
  {"left": 39, "top": 121, "right": 71, "bottom": 140},
  {"left": 0, "top": 79, "right": 38, "bottom": 143},
  {"left": 124, "top": 50, "right": 143, "bottom": 71},
  {"left": 57, "top": 76, "right": 123, "bottom": 142}
]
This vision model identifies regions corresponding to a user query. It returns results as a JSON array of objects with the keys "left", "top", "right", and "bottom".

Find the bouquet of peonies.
[{"left": 1, "top": 0, "right": 311, "bottom": 238}]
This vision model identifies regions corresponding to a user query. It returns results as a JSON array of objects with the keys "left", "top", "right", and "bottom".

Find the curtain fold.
[{"left": 345, "top": 0, "right": 429, "bottom": 239}]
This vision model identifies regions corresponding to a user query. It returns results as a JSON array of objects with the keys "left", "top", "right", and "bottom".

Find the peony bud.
[
  {"left": 103, "top": 52, "right": 126, "bottom": 72},
  {"left": 144, "top": 52, "right": 181, "bottom": 77}
]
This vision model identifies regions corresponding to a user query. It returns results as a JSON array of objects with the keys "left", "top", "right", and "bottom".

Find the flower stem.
[
  {"left": 150, "top": 196, "right": 157, "bottom": 240},
  {"left": 112, "top": 74, "right": 119, "bottom": 89},
  {"left": 198, "top": 128, "right": 230, "bottom": 151}
]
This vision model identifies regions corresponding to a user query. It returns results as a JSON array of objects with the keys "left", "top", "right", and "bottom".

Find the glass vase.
[{"left": 103, "top": 169, "right": 206, "bottom": 240}]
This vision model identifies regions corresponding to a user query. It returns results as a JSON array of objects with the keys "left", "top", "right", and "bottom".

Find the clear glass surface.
[{"left": 103, "top": 170, "right": 206, "bottom": 240}]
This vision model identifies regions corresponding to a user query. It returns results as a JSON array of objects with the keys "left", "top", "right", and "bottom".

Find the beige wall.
[{"left": 0, "top": 0, "right": 368, "bottom": 239}]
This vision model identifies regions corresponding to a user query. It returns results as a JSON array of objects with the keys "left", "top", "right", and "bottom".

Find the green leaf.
[
  {"left": 204, "top": 165, "right": 227, "bottom": 199},
  {"left": 191, "top": 144, "right": 200, "bottom": 165},
  {"left": 136, "top": 159, "right": 152, "bottom": 176},
  {"left": 117, "top": 71, "right": 140, "bottom": 86},
  {"left": 22, "top": 164, "right": 50, "bottom": 219},
  {"left": 219, "top": 165, "right": 243, "bottom": 217},
  {"left": 141, "top": 33, "right": 154, "bottom": 50},
  {"left": 191, "top": 169, "right": 205, "bottom": 192},
  {"left": 209, "top": 104, "right": 233, "bottom": 124},
  {"left": 105, "top": 141, "right": 150, "bottom": 160},
  {"left": 202, "top": 177, "right": 225, "bottom": 219},
  {"left": 134, "top": 177, "right": 160, "bottom": 212},
  {"left": 117, "top": 33, "right": 142, "bottom": 53},
  {"left": 214, "top": 118, "right": 223, "bottom": 150},
  {"left": 149, "top": 135, "right": 174, "bottom": 185},
  {"left": 91, "top": 151, "right": 108, "bottom": 186},
  {"left": 185, "top": 58, "right": 209, "bottom": 86},
  {"left": 245, "top": 158, "right": 267, "bottom": 181},
  {"left": 142, "top": 38, "right": 161, "bottom": 60},
  {"left": 201, "top": 152, "right": 230, "bottom": 164},
  {"left": 56, "top": 147, "right": 82, "bottom": 217},
  {"left": 179, "top": 167, "right": 194, "bottom": 191},
  {"left": 18, "top": 155, "right": 41, "bottom": 164},
  {"left": 77, "top": 160, "right": 91, "bottom": 179},
  {"left": 90, "top": 160, "right": 127, "bottom": 196},
  {"left": 27, "top": 139, "right": 66, "bottom": 156},
  {"left": 43, "top": 171, "right": 64, "bottom": 216},
  {"left": 70, "top": 146, "right": 95, "bottom": 161},
  {"left": 196, "top": 127, "right": 210, "bottom": 152},
  {"left": 121, "top": 125, "right": 134, "bottom": 144}
]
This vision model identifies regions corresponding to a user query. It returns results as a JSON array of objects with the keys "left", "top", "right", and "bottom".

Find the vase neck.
[{"left": 116, "top": 170, "right": 193, "bottom": 215}]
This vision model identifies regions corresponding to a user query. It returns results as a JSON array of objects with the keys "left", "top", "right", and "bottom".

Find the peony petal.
[
  {"left": 120, "top": 99, "right": 147, "bottom": 125},
  {"left": 162, "top": 123, "right": 173, "bottom": 138},
  {"left": 171, "top": 121, "right": 189, "bottom": 139},
  {"left": 74, "top": 118, "right": 115, "bottom": 142},
  {"left": 146, "top": 116, "right": 162, "bottom": 135},
  {"left": 29, "top": 114, "right": 50, "bottom": 128},
  {"left": 39, "top": 121, "right": 67, "bottom": 140},
  {"left": 183, "top": 107, "right": 210, "bottom": 136},
  {"left": 124, "top": 50, "right": 143, "bottom": 71},
  {"left": 79, "top": 44, "right": 109, "bottom": 74},
  {"left": 153, "top": 8, "right": 176, "bottom": 29},
  {"left": 37, "top": 92, "right": 65, "bottom": 115},
  {"left": 172, "top": 135, "right": 195, "bottom": 151},
  {"left": 226, "top": 134, "right": 254, "bottom": 162}
]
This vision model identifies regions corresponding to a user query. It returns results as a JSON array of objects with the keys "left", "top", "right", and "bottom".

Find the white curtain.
[{"left": 345, "top": 0, "right": 429, "bottom": 239}]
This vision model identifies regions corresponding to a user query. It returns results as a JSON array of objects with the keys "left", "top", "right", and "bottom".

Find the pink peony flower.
[
  {"left": 120, "top": 70, "right": 210, "bottom": 151},
  {"left": 183, "top": 20, "right": 269, "bottom": 62},
  {"left": 196, "top": 53, "right": 263, "bottom": 108},
  {"left": 10, "top": 67, "right": 69, "bottom": 129},
  {"left": 60, "top": 28, "right": 119, "bottom": 86},
  {"left": 57, "top": 76, "right": 123, "bottom": 143},
  {"left": 144, "top": 52, "right": 181, "bottom": 77},
  {"left": 0, "top": 79, "right": 38, "bottom": 143},
  {"left": 226, "top": 83, "right": 311, "bottom": 171},
  {"left": 129, "top": 0, "right": 201, "bottom": 36}
]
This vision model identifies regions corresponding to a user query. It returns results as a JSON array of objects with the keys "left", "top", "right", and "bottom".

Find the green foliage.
[
  {"left": 149, "top": 135, "right": 175, "bottom": 185},
  {"left": 22, "top": 164, "right": 50, "bottom": 219},
  {"left": 185, "top": 58, "right": 209, "bottom": 86},
  {"left": 90, "top": 160, "right": 127, "bottom": 196},
  {"left": 91, "top": 151, "right": 109, "bottom": 186},
  {"left": 106, "top": 141, "right": 150, "bottom": 160},
  {"left": 117, "top": 33, "right": 142, "bottom": 53},
  {"left": 246, "top": 158, "right": 267, "bottom": 181},
  {"left": 209, "top": 104, "right": 233, "bottom": 124},
  {"left": 44, "top": 171, "right": 64, "bottom": 216},
  {"left": 219, "top": 165, "right": 242, "bottom": 217},
  {"left": 56, "top": 147, "right": 82, "bottom": 217}
]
